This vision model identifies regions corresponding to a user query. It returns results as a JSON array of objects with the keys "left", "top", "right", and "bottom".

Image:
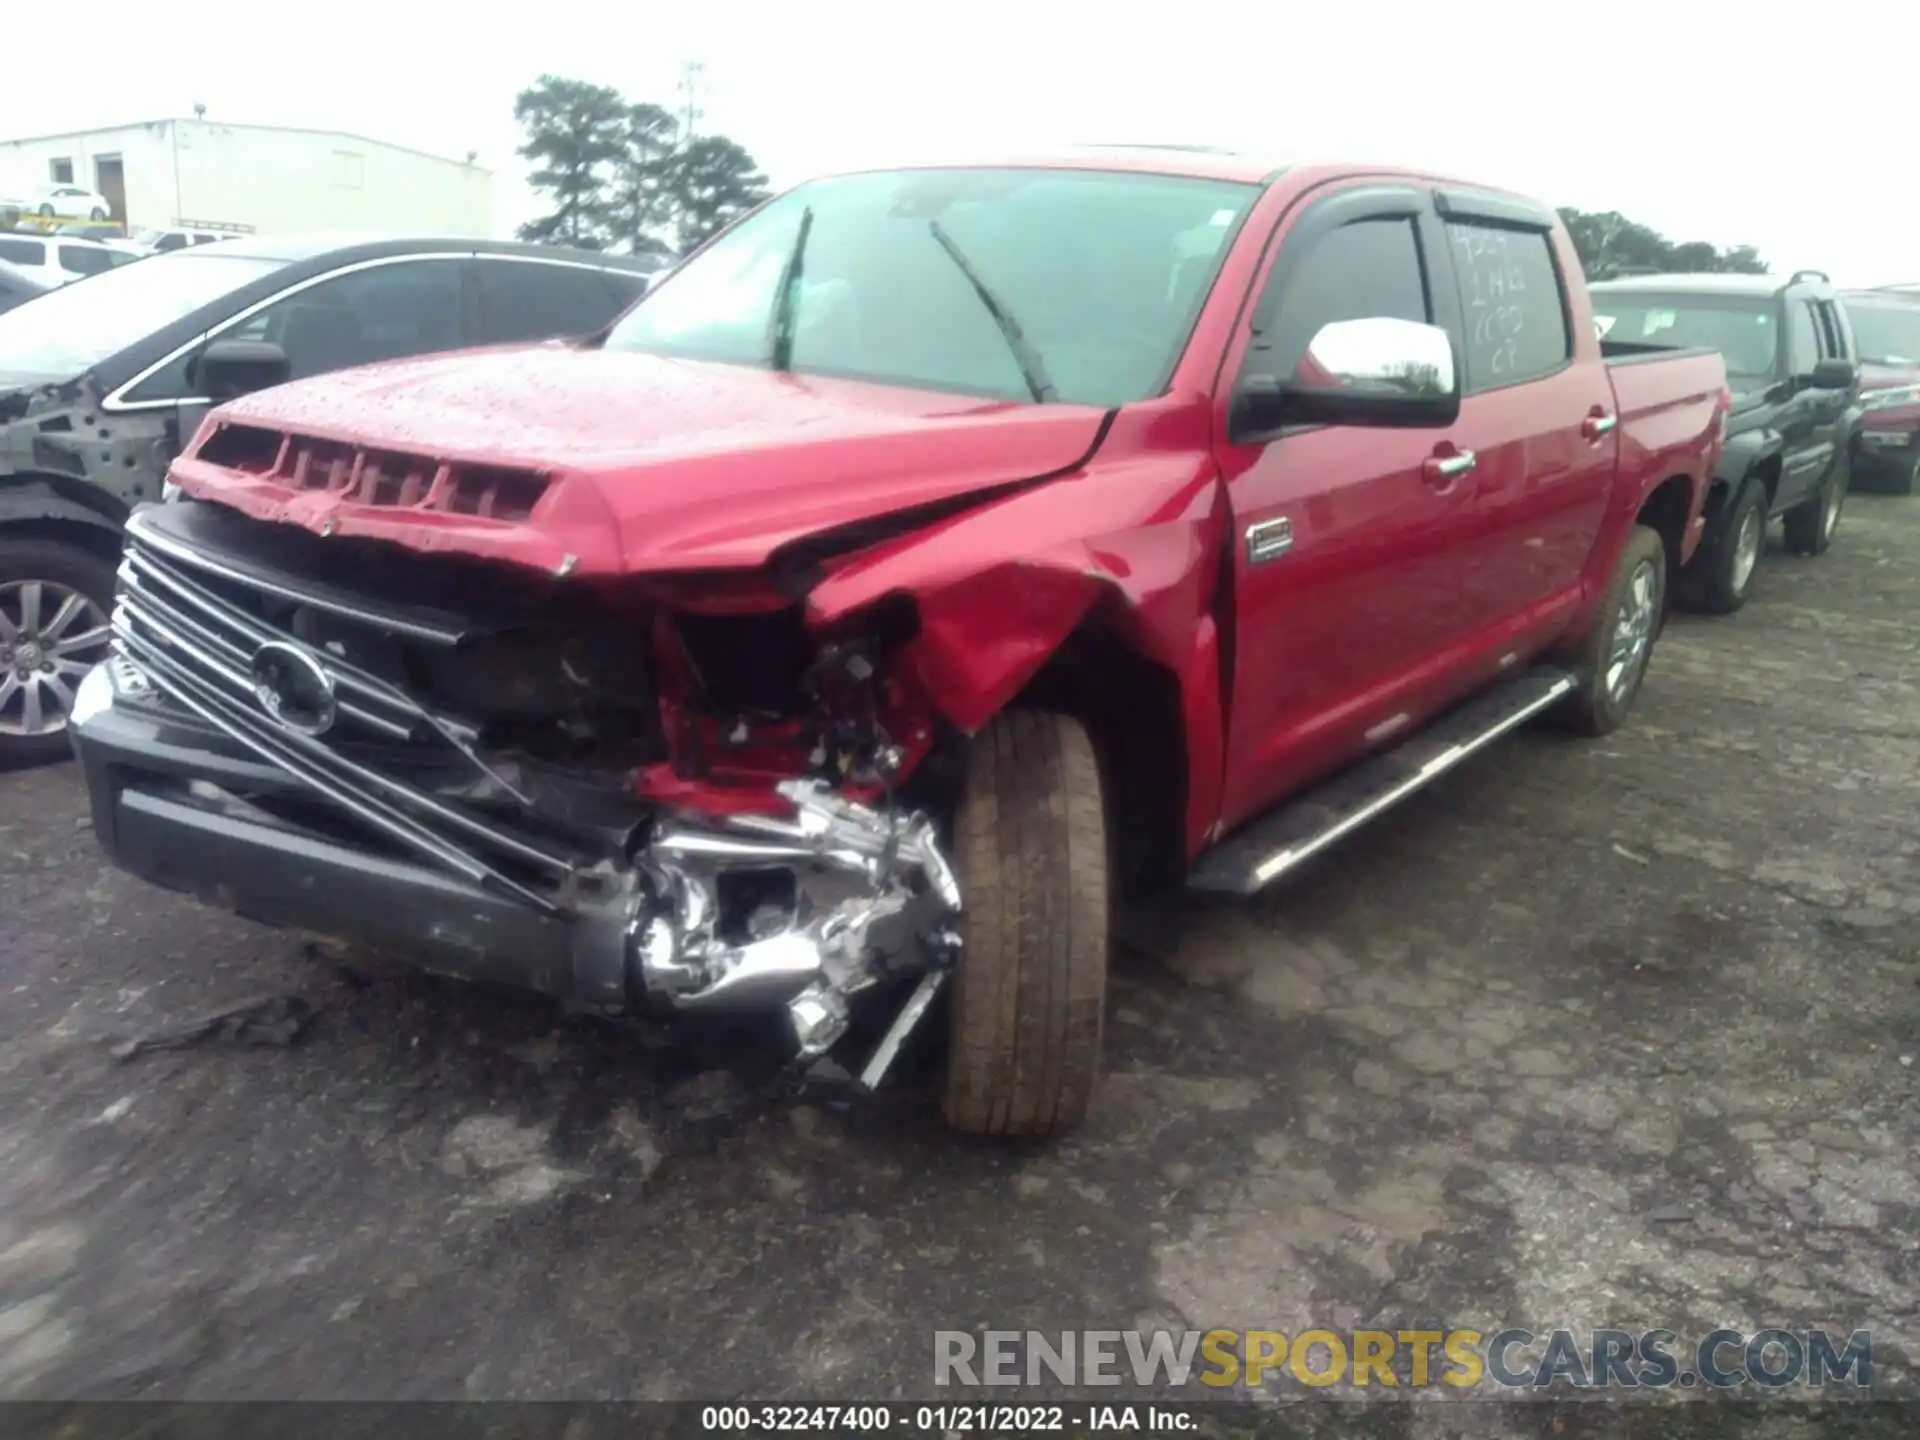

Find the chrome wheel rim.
[
  {"left": 0, "top": 581, "right": 111, "bottom": 738},
  {"left": 1605, "top": 559, "right": 1660, "bottom": 708},
  {"left": 1822, "top": 480, "right": 1843, "bottom": 540},
  {"left": 1730, "top": 506, "right": 1762, "bottom": 595}
]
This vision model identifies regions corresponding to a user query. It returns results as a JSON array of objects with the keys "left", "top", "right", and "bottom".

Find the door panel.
[
  {"left": 1441, "top": 217, "right": 1614, "bottom": 629},
  {"left": 1776, "top": 298, "right": 1828, "bottom": 510},
  {"left": 1216, "top": 188, "right": 1482, "bottom": 827}
]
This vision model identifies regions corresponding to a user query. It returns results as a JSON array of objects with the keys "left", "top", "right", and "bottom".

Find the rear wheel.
[
  {"left": 0, "top": 539, "right": 117, "bottom": 770},
  {"left": 1560, "top": 525, "right": 1666, "bottom": 737},
  {"left": 35, "top": 203, "right": 53, "bottom": 217},
  {"left": 1677, "top": 482, "right": 1765, "bottom": 615},
  {"left": 1783, "top": 454, "right": 1847, "bottom": 556},
  {"left": 942, "top": 710, "right": 1109, "bottom": 1139}
]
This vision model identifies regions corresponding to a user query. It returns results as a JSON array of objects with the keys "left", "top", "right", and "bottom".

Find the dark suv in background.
[
  {"left": 1840, "top": 287, "right": 1920, "bottom": 495},
  {"left": 0, "top": 235, "right": 656, "bottom": 765},
  {"left": 1589, "top": 270, "right": 1861, "bottom": 614}
]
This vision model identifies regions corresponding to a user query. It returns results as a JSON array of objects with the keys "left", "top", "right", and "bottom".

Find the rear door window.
[
  {"left": 474, "top": 259, "right": 645, "bottom": 345},
  {"left": 0, "top": 237, "right": 46, "bottom": 266},
  {"left": 58, "top": 245, "right": 116, "bottom": 277},
  {"left": 1443, "top": 221, "right": 1571, "bottom": 391}
]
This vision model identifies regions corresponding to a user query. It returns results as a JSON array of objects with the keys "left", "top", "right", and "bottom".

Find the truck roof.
[
  {"left": 812, "top": 148, "right": 1548, "bottom": 201},
  {"left": 198, "top": 233, "right": 659, "bottom": 273},
  {"left": 1589, "top": 272, "right": 1830, "bottom": 299}
]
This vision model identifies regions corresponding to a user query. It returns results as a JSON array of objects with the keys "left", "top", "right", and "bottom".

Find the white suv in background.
[
  {"left": 0, "top": 233, "right": 137, "bottom": 285},
  {"left": 125, "top": 226, "right": 237, "bottom": 254}
]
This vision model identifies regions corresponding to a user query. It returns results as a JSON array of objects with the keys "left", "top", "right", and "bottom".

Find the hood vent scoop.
[{"left": 195, "top": 424, "right": 551, "bottom": 523}]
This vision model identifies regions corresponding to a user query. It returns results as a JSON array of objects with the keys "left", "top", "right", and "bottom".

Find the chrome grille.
[{"left": 111, "top": 508, "right": 578, "bottom": 911}]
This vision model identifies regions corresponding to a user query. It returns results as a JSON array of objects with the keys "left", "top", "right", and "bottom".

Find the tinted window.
[
  {"left": 153, "top": 233, "right": 189, "bottom": 252},
  {"left": 607, "top": 167, "right": 1258, "bottom": 407},
  {"left": 1253, "top": 217, "right": 1430, "bottom": 381},
  {"left": 58, "top": 245, "right": 117, "bottom": 277},
  {"left": 476, "top": 260, "right": 641, "bottom": 345},
  {"left": 236, "top": 259, "right": 467, "bottom": 382},
  {"left": 1446, "top": 222, "right": 1569, "bottom": 390},
  {"left": 1787, "top": 301, "right": 1820, "bottom": 376},
  {"left": 0, "top": 237, "right": 45, "bottom": 265}
]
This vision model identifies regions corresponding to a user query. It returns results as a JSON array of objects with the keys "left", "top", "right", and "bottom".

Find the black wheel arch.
[{"left": 0, "top": 476, "right": 130, "bottom": 561}]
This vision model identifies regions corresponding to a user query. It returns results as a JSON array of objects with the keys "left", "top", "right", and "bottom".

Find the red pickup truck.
[{"left": 70, "top": 153, "right": 1729, "bottom": 1138}]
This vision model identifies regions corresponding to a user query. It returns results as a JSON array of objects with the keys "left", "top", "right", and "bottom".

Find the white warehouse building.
[{"left": 0, "top": 118, "right": 493, "bottom": 237}]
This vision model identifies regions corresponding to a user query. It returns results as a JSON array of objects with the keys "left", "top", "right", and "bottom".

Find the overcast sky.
[{"left": 9, "top": 0, "right": 1919, "bottom": 286}]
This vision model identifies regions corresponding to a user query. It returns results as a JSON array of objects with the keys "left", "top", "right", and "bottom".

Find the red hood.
[
  {"left": 177, "top": 345, "right": 1112, "bottom": 576},
  {"left": 1859, "top": 360, "right": 1920, "bottom": 391}
]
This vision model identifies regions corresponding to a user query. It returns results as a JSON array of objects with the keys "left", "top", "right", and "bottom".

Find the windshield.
[
  {"left": 604, "top": 167, "right": 1259, "bottom": 406},
  {"left": 1846, "top": 302, "right": 1920, "bottom": 366},
  {"left": 1591, "top": 292, "right": 1778, "bottom": 391},
  {"left": 0, "top": 250, "right": 285, "bottom": 376}
]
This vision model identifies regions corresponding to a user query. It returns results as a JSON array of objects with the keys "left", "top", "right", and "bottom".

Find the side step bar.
[{"left": 1186, "top": 668, "right": 1577, "bottom": 896}]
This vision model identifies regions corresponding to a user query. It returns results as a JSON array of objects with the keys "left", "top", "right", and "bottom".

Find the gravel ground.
[{"left": 0, "top": 496, "right": 1915, "bottom": 1426}]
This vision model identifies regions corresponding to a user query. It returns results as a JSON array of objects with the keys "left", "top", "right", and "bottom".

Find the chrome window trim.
[
  {"left": 101, "top": 250, "right": 477, "bottom": 414},
  {"left": 103, "top": 250, "right": 650, "bottom": 415}
]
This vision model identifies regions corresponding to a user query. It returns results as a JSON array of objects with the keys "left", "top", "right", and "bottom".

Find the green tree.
[
  {"left": 669, "top": 136, "right": 771, "bottom": 254},
  {"left": 607, "top": 102, "right": 682, "bottom": 259},
  {"left": 1557, "top": 206, "right": 1768, "bottom": 281},
  {"left": 514, "top": 75, "right": 627, "bottom": 249}
]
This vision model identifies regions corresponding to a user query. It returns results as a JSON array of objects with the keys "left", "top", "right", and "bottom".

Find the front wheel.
[
  {"left": 88, "top": 207, "right": 106, "bottom": 221},
  {"left": 0, "top": 539, "right": 118, "bottom": 770},
  {"left": 943, "top": 710, "right": 1109, "bottom": 1139},
  {"left": 1560, "top": 525, "right": 1666, "bottom": 738},
  {"left": 1783, "top": 454, "right": 1847, "bottom": 556},
  {"left": 1677, "top": 482, "right": 1765, "bottom": 615}
]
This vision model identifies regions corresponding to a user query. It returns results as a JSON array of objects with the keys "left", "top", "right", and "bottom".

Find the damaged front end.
[{"left": 78, "top": 496, "right": 968, "bottom": 1091}]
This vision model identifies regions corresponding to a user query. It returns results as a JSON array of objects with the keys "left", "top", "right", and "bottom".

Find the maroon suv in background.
[{"left": 1844, "top": 288, "right": 1920, "bottom": 494}]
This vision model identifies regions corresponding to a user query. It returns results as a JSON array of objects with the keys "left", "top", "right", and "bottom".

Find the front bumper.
[
  {"left": 70, "top": 661, "right": 606, "bottom": 1001},
  {"left": 71, "top": 654, "right": 962, "bottom": 1070}
]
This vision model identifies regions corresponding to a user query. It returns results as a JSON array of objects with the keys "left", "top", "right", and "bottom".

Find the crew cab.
[
  {"left": 69, "top": 154, "right": 1728, "bottom": 1137},
  {"left": 1840, "top": 288, "right": 1920, "bottom": 495},
  {"left": 1589, "top": 271, "right": 1860, "bottom": 614},
  {"left": 0, "top": 234, "right": 655, "bottom": 764}
]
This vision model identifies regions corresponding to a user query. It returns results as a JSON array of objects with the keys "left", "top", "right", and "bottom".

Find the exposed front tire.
[
  {"left": 89, "top": 207, "right": 106, "bottom": 221},
  {"left": 0, "top": 538, "right": 118, "bottom": 770},
  {"left": 1677, "top": 481, "right": 1765, "bottom": 615},
  {"left": 1783, "top": 453, "right": 1847, "bottom": 556},
  {"left": 1560, "top": 525, "right": 1666, "bottom": 738},
  {"left": 943, "top": 710, "right": 1109, "bottom": 1139}
]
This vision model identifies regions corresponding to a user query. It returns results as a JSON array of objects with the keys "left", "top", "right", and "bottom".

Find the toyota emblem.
[{"left": 249, "top": 640, "right": 338, "bottom": 737}]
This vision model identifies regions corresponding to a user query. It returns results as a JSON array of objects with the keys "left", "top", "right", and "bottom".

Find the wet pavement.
[{"left": 0, "top": 497, "right": 1916, "bottom": 1420}]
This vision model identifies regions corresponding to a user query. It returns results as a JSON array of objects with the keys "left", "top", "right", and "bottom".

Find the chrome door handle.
[
  {"left": 1582, "top": 412, "right": 1618, "bottom": 439},
  {"left": 1422, "top": 450, "right": 1476, "bottom": 487}
]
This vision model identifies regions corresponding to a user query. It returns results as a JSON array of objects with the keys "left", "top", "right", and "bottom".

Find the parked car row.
[
  {"left": 0, "top": 231, "right": 137, "bottom": 286},
  {"left": 10, "top": 149, "right": 1909, "bottom": 1140},
  {"left": 1589, "top": 269, "right": 1918, "bottom": 610}
]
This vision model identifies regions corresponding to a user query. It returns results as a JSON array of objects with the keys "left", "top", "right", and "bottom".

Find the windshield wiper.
[
  {"left": 926, "top": 220, "right": 1056, "bottom": 403},
  {"left": 766, "top": 205, "right": 814, "bottom": 373}
]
